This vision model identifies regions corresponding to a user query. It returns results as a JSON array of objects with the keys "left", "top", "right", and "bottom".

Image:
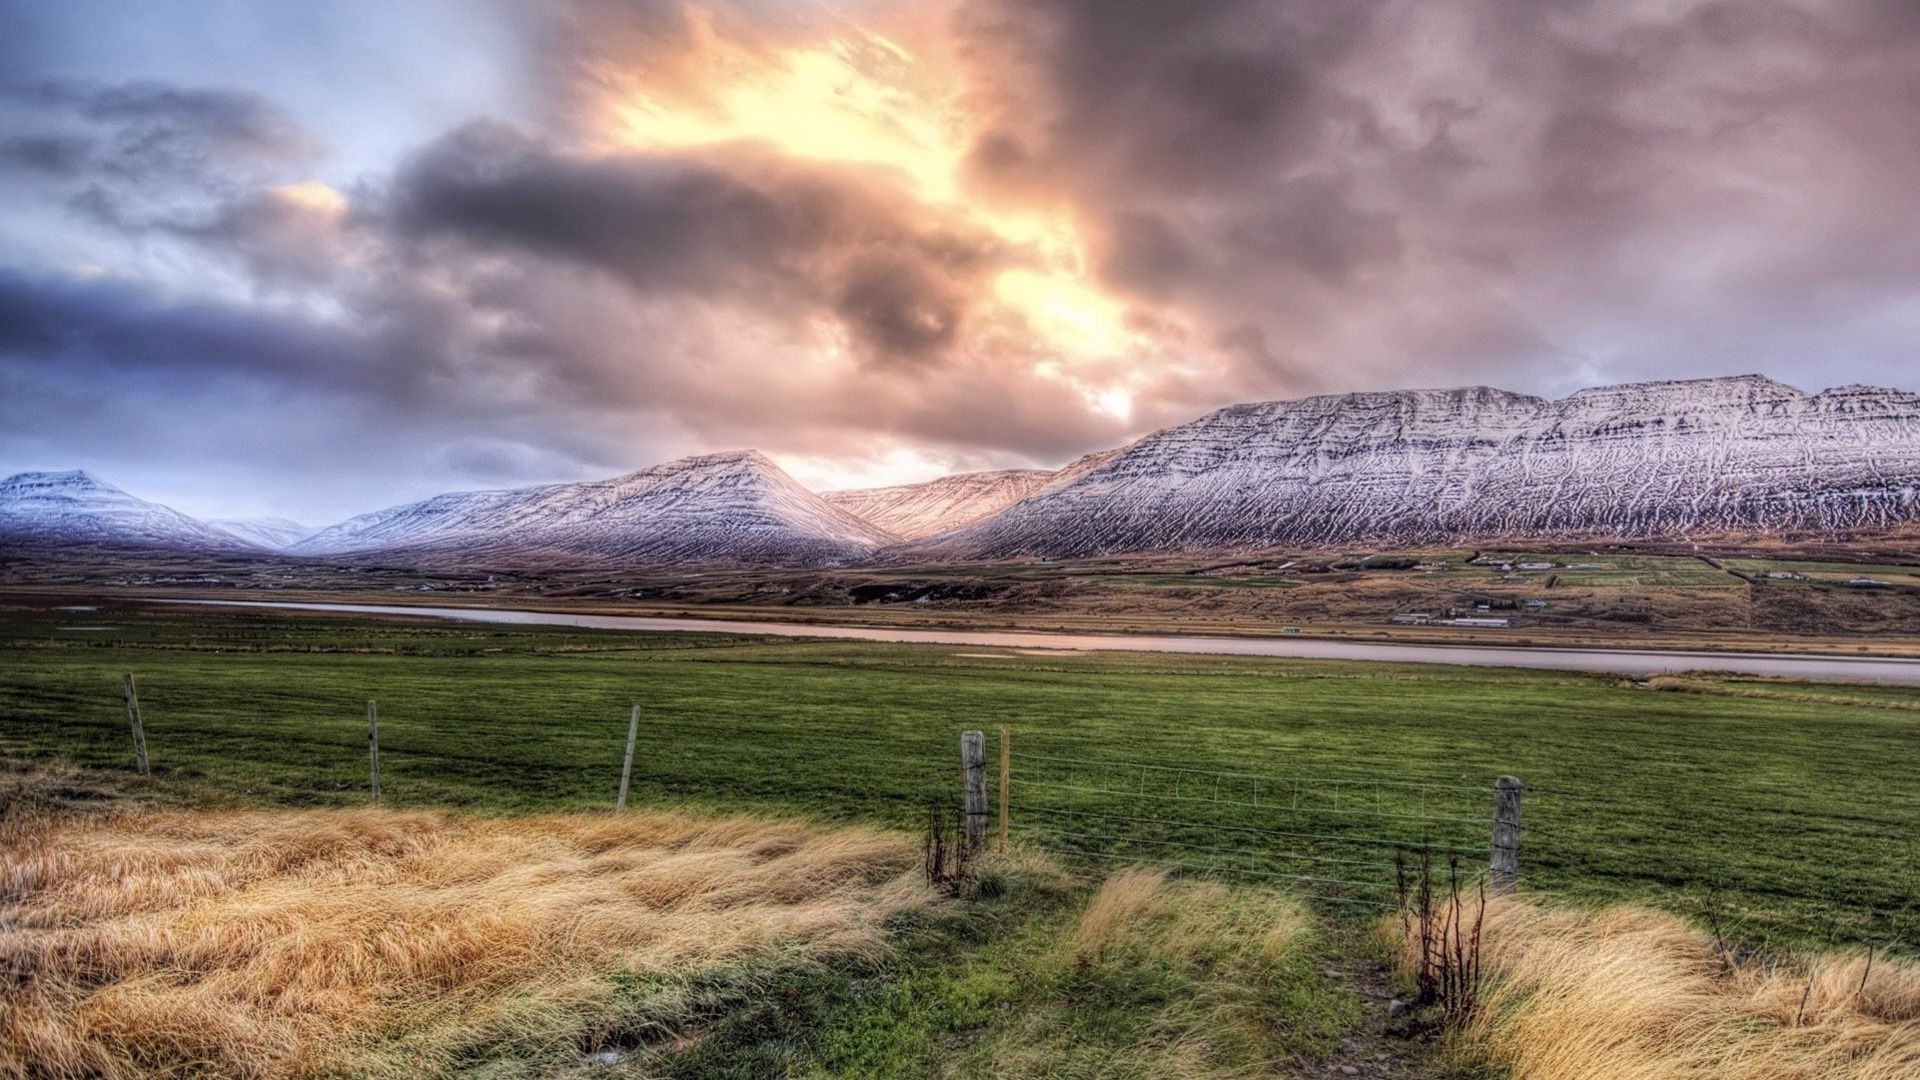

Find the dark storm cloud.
[
  {"left": 0, "top": 268, "right": 359, "bottom": 384},
  {"left": 384, "top": 120, "right": 1008, "bottom": 366},
  {"left": 0, "top": 133, "right": 90, "bottom": 175},
  {"left": 832, "top": 253, "right": 962, "bottom": 361},
  {"left": 961, "top": 0, "right": 1920, "bottom": 392},
  {"left": 0, "top": 79, "right": 319, "bottom": 184}
]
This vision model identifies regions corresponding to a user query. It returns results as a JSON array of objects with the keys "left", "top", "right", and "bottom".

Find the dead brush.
[
  {"left": 0, "top": 796, "right": 931, "bottom": 1078},
  {"left": 922, "top": 800, "right": 974, "bottom": 896},
  {"left": 1395, "top": 849, "right": 1485, "bottom": 1031},
  {"left": 1395, "top": 893, "right": 1920, "bottom": 1079}
]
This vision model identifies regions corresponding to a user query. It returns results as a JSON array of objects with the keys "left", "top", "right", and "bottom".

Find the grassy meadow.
[
  {"left": 3, "top": 596, "right": 1916, "bottom": 947},
  {"left": 6, "top": 594, "right": 1920, "bottom": 1076}
]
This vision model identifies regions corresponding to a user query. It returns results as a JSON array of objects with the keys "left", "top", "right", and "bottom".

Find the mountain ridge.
[
  {"left": 824, "top": 469, "right": 1058, "bottom": 540},
  {"left": 908, "top": 374, "right": 1920, "bottom": 559},
  {"left": 209, "top": 517, "right": 316, "bottom": 550},
  {"left": 10, "top": 375, "right": 1920, "bottom": 565},
  {"left": 286, "top": 449, "right": 898, "bottom": 566}
]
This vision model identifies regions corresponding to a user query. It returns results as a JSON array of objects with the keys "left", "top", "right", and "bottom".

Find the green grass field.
[
  {"left": 1475, "top": 552, "right": 1740, "bottom": 588},
  {"left": 1728, "top": 557, "right": 1920, "bottom": 588},
  {"left": 4, "top": 597, "right": 1917, "bottom": 949}
]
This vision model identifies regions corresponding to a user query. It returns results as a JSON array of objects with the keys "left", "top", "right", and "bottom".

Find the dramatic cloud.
[{"left": 2, "top": 0, "right": 1919, "bottom": 520}]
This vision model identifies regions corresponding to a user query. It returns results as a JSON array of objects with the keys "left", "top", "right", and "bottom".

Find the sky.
[{"left": 2, "top": 0, "right": 1919, "bottom": 523}]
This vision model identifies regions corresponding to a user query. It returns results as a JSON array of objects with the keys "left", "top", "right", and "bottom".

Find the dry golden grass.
[
  {"left": 1400, "top": 895, "right": 1920, "bottom": 1079},
  {"left": 976, "top": 866, "right": 1340, "bottom": 1079},
  {"left": 1067, "top": 867, "right": 1313, "bottom": 971},
  {"left": 0, "top": 785, "right": 927, "bottom": 1078}
]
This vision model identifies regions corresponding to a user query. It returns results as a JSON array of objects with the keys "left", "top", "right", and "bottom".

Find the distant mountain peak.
[
  {"left": 289, "top": 449, "right": 896, "bottom": 566},
  {"left": 0, "top": 470, "right": 251, "bottom": 552},
  {"left": 4, "top": 468, "right": 116, "bottom": 490}
]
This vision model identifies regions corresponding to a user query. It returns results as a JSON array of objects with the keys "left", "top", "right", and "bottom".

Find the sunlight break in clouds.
[{"left": 587, "top": 5, "right": 1172, "bottom": 427}]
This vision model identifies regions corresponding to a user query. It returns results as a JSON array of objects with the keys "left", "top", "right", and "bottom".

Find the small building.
[
  {"left": 1391, "top": 613, "right": 1435, "bottom": 625},
  {"left": 1447, "top": 616, "right": 1515, "bottom": 628}
]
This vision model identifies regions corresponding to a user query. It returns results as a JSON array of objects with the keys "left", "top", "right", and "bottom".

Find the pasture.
[{"left": 3, "top": 595, "right": 1915, "bottom": 948}]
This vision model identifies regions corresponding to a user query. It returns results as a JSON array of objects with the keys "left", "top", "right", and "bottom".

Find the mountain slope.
[
  {"left": 288, "top": 451, "right": 898, "bottom": 566},
  {"left": 824, "top": 469, "right": 1057, "bottom": 540},
  {"left": 209, "top": 517, "right": 314, "bottom": 550},
  {"left": 911, "top": 376, "right": 1920, "bottom": 559},
  {"left": 0, "top": 471, "right": 254, "bottom": 552}
]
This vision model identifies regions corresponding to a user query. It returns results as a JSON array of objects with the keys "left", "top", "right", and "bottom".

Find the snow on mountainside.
[
  {"left": 288, "top": 451, "right": 899, "bottom": 566},
  {"left": 911, "top": 375, "right": 1920, "bottom": 559},
  {"left": 824, "top": 469, "right": 1057, "bottom": 540},
  {"left": 208, "top": 517, "right": 314, "bottom": 550},
  {"left": 0, "top": 471, "right": 254, "bottom": 551}
]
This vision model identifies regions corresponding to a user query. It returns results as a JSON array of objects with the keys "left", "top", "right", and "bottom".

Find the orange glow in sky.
[{"left": 597, "top": 7, "right": 1158, "bottom": 392}]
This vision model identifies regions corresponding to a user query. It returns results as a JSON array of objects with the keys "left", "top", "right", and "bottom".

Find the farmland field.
[
  {"left": 1728, "top": 557, "right": 1920, "bottom": 589},
  {"left": 2, "top": 594, "right": 1916, "bottom": 949},
  {"left": 1473, "top": 551, "right": 1741, "bottom": 588}
]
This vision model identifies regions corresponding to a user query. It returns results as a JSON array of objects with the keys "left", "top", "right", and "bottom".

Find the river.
[{"left": 145, "top": 598, "right": 1920, "bottom": 686}]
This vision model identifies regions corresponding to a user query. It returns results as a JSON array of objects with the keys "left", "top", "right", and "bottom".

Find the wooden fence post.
[
  {"left": 122, "top": 673, "right": 149, "bottom": 776},
  {"left": 367, "top": 700, "right": 381, "bottom": 805},
  {"left": 1491, "top": 775, "right": 1522, "bottom": 892},
  {"left": 961, "top": 730, "right": 987, "bottom": 849},
  {"left": 616, "top": 704, "right": 639, "bottom": 812},
  {"left": 998, "top": 725, "right": 1011, "bottom": 851}
]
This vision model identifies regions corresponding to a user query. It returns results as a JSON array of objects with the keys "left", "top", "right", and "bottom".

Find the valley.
[{"left": 10, "top": 532, "right": 1920, "bottom": 656}]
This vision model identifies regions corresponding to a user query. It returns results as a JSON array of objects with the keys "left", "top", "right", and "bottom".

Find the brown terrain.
[{"left": 6, "top": 530, "right": 1920, "bottom": 656}]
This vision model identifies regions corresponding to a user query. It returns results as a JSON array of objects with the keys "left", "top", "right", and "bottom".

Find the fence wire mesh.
[{"left": 1005, "top": 745, "right": 1505, "bottom": 910}]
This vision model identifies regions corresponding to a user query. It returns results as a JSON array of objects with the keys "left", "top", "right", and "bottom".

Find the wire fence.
[
  {"left": 1004, "top": 743, "right": 1505, "bottom": 910},
  {"left": 993, "top": 734, "right": 1915, "bottom": 959},
  {"left": 22, "top": 671, "right": 1917, "bottom": 956}
]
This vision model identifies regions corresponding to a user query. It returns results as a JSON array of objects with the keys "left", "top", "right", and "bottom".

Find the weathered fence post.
[
  {"left": 961, "top": 730, "right": 987, "bottom": 849},
  {"left": 1490, "top": 775, "right": 1522, "bottom": 892},
  {"left": 616, "top": 704, "right": 639, "bottom": 812},
  {"left": 122, "top": 673, "right": 149, "bottom": 775},
  {"left": 998, "top": 725, "right": 1011, "bottom": 851},
  {"left": 367, "top": 700, "right": 381, "bottom": 805}
]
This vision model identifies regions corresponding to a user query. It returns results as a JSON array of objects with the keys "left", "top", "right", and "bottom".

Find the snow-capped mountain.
[
  {"left": 825, "top": 469, "right": 1057, "bottom": 540},
  {"left": 0, "top": 471, "right": 254, "bottom": 552},
  {"left": 14, "top": 376, "right": 1920, "bottom": 570},
  {"left": 288, "top": 450, "right": 898, "bottom": 566},
  {"left": 911, "top": 376, "right": 1920, "bottom": 559},
  {"left": 209, "top": 517, "right": 314, "bottom": 550}
]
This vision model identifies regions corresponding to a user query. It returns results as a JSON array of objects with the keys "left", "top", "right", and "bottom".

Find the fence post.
[
  {"left": 961, "top": 730, "right": 987, "bottom": 849},
  {"left": 616, "top": 704, "right": 639, "bottom": 812},
  {"left": 998, "top": 725, "right": 1011, "bottom": 851},
  {"left": 122, "top": 673, "right": 149, "bottom": 776},
  {"left": 367, "top": 700, "right": 381, "bottom": 805},
  {"left": 1491, "top": 775, "right": 1521, "bottom": 892}
]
